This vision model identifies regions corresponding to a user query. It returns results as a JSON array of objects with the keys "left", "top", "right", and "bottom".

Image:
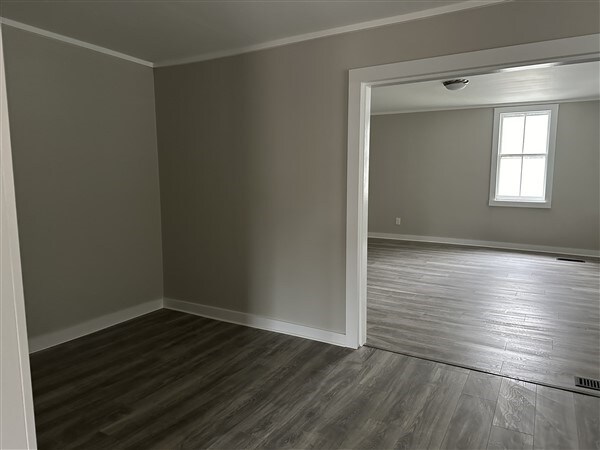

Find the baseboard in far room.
[
  {"left": 368, "top": 232, "right": 600, "bottom": 258},
  {"left": 163, "top": 297, "right": 351, "bottom": 348},
  {"left": 28, "top": 298, "right": 164, "bottom": 353}
]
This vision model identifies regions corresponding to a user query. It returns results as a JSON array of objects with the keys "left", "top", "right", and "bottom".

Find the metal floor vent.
[
  {"left": 574, "top": 376, "right": 600, "bottom": 391},
  {"left": 557, "top": 257, "right": 585, "bottom": 263}
]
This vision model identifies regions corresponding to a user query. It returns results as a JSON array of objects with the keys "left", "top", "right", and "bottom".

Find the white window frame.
[{"left": 489, "top": 104, "right": 559, "bottom": 208}]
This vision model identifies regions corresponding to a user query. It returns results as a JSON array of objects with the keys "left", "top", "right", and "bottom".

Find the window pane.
[
  {"left": 497, "top": 156, "right": 522, "bottom": 197},
  {"left": 521, "top": 156, "right": 546, "bottom": 198},
  {"left": 523, "top": 113, "right": 549, "bottom": 154},
  {"left": 500, "top": 115, "right": 525, "bottom": 154}
]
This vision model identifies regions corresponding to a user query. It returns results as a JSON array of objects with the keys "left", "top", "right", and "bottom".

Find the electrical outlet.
[{"left": 395, "top": 217, "right": 402, "bottom": 225}]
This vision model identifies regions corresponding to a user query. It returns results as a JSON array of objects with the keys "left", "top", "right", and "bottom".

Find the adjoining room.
[{"left": 366, "top": 61, "right": 600, "bottom": 393}]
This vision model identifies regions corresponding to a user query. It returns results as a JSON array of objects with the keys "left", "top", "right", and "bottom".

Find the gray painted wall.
[
  {"left": 368, "top": 102, "right": 600, "bottom": 251},
  {"left": 3, "top": 27, "right": 163, "bottom": 339},
  {"left": 154, "top": 1, "right": 599, "bottom": 334}
]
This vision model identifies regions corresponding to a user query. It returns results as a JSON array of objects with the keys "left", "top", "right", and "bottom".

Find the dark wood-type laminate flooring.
[
  {"left": 31, "top": 309, "right": 599, "bottom": 449},
  {"left": 367, "top": 239, "right": 600, "bottom": 396}
]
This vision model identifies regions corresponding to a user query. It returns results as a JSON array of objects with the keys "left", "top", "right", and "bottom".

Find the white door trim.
[
  {"left": 345, "top": 34, "right": 600, "bottom": 349},
  {"left": 0, "top": 24, "right": 37, "bottom": 449}
]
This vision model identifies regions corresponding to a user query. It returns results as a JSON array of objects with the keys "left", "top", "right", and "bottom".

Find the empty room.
[
  {"left": 1, "top": 1, "right": 599, "bottom": 449},
  {"left": 367, "top": 63, "right": 600, "bottom": 393}
]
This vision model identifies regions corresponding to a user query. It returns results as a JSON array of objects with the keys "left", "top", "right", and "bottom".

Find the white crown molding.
[
  {"left": 368, "top": 232, "right": 600, "bottom": 258},
  {"left": 0, "top": 17, "right": 154, "bottom": 68},
  {"left": 163, "top": 298, "right": 352, "bottom": 348},
  {"left": 1, "top": 0, "right": 507, "bottom": 69},
  {"left": 28, "top": 298, "right": 163, "bottom": 353},
  {"left": 153, "top": 0, "right": 509, "bottom": 68}
]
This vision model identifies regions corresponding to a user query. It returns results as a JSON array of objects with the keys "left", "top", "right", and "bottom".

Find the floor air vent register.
[{"left": 574, "top": 376, "right": 600, "bottom": 391}]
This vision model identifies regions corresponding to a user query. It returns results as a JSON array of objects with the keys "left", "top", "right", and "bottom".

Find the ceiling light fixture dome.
[{"left": 443, "top": 78, "right": 469, "bottom": 91}]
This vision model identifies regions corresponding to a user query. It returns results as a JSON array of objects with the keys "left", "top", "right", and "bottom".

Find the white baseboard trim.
[
  {"left": 368, "top": 232, "right": 600, "bottom": 258},
  {"left": 163, "top": 298, "right": 351, "bottom": 348},
  {"left": 28, "top": 298, "right": 163, "bottom": 353}
]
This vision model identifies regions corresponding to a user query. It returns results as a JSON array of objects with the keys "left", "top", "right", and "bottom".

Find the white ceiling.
[
  {"left": 0, "top": 0, "right": 492, "bottom": 66},
  {"left": 371, "top": 61, "right": 600, "bottom": 114}
]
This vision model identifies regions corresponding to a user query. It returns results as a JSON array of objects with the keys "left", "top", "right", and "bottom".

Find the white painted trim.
[
  {"left": 0, "top": 17, "right": 154, "bottom": 68},
  {"left": 370, "top": 97, "right": 600, "bottom": 116},
  {"left": 28, "top": 298, "right": 163, "bottom": 353},
  {"left": 346, "top": 71, "right": 371, "bottom": 349},
  {"left": 164, "top": 298, "right": 351, "bottom": 348},
  {"left": 346, "top": 34, "right": 600, "bottom": 349},
  {"left": 489, "top": 104, "right": 558, "bottom": 208},
  {"left": 153, "top": 0, "right": 507, "bottom": 67},
  {"left": 0, "top": 24, "right": 37, "bottom": 449},
  {"left": 0, "top": 0, "right": 505, "bottom": 69},
  {"left": 368, "top": 232, "right": 600, "bottom": 258}
]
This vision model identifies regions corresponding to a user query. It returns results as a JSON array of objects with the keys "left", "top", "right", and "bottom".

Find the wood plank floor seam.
[
  {"left": 532, "top": 384, "right": 538, "bottom": 450},
  {"left": 365, "top": 343, "right": 599, "bottom": 399},
  {"left": 488, "top": 381, "right": 504, "bottom": 449}
]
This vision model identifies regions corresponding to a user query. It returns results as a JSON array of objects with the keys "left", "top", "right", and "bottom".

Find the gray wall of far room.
[
  {"left": 3, "top": 26, "right": 163, "bottom": 339},
  {"left": 154, "top": 0, "right": 599, "bottom": 334},
  {"left": 368, "top": 101, "right": 600, "bottom": 252}
]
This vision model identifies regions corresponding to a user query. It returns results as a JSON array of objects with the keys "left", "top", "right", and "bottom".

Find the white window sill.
[{"left": 489, "top": 199, "right": 551, "bottom": 209}]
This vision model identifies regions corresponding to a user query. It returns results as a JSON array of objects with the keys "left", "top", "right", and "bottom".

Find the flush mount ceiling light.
[{"left": 443, "top": 78, "right": 469, "bottom": 91}]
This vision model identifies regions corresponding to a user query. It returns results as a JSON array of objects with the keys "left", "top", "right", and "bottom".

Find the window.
[{"left": 489, "top": 104, "right": 558, "bottom": 208}]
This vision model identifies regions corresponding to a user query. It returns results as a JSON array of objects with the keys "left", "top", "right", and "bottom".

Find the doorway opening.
[{"left": 345, "top": 35, "right": 600, "bottom": 395}]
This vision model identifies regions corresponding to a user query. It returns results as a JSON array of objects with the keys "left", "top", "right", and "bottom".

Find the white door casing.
[
  {"left": 345, "top": 34, "right": 600, "bottom": 348},
  {"left": 0, "top": 23, "right": 37, "bottom": 450}
]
